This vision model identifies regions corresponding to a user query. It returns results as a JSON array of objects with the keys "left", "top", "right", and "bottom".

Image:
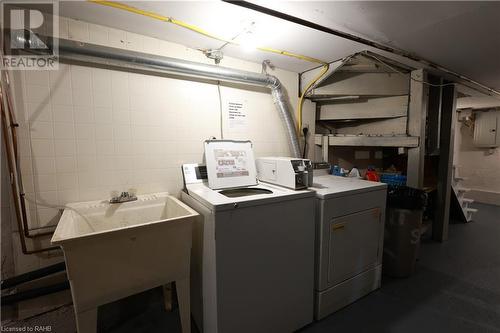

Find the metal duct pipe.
[
  {"left": 14, "top": 32, "right": 301, "bottom": 157},
  {"left": 271, "top": 88, "right": 300, "bottom": 156}
]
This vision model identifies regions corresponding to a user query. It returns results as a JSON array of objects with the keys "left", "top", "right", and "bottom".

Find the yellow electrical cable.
[
  {"left": 297, "top": 64, "right": 329, "bottom": 133},
  {"left": 256, "top": 47, "right": 326, "bottom": 65},
  {"left": 88, "top": 0, "right": 233, "bottom": 43},
  {"left": 89, "top": 0, "right": 330, "bottom": 135}
]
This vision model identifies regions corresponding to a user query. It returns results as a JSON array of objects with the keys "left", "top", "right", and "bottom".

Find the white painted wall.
[
  {"left": 454, "top": 112, "right": 500, "bottom": 205},
  {"left": 4, "top": 17, "right": 302, "bottom": 275}
]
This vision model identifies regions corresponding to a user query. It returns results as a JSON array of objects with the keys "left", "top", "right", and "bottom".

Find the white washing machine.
[
  {"left": 180, "top": 141, "right": 316, "bottom": 333},
  {"left": 310, "top": 170, "right": 387, "bottom": 320}
]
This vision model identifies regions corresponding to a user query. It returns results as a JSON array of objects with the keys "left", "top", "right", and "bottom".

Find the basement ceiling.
[
  {"left": 251, "top": 1, "right": 500, "bottom": 91},
  {"left": 60, "top": 1, "right": 500, "bottom": 93}
]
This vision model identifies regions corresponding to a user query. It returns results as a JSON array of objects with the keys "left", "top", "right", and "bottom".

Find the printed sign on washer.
[
  {"left": 204, "top": 140, "right": 257, "bottom": 189},
  {"left": 214, "top": 149, "right": 250, "bottom": 178}
]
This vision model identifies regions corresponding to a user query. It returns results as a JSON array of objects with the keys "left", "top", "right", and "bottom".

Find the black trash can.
[{"left": 383, "top": 186, "right": 425, "bottom": 277}]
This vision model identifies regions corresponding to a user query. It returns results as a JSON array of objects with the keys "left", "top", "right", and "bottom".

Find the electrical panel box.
[{"left": 473, "top": 111, "right": 500, "bottom": 147}]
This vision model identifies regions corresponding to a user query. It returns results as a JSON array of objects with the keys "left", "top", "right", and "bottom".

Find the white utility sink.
[{"left": 52, "top": 192, "right": 198, "bottom": 333}]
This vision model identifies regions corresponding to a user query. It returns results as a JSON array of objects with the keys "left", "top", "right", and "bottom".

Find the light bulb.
[{"left": 239, "top": 31, "right": 257, "bottom": 52}]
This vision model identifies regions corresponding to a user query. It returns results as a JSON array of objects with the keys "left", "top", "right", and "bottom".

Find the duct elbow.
[{"left": 265, "top": 75, "right": 281, "bottom": 90}]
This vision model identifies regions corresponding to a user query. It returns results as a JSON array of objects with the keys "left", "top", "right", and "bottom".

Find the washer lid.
[
  {"left": 184, "top": 181, "right": 315, "bottom": 212},
  {"left": 204, "top": 140, "right": 257, "bottom": 189}
]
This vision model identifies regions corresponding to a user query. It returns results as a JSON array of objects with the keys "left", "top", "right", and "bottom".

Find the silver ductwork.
[{"left": 14, "top": 31, "right": 301, "bottom": 157}]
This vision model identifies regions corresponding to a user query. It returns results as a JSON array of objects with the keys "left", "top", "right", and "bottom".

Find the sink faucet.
[{"left": 110, "top": 191, "right": 137, "bottom": 204}]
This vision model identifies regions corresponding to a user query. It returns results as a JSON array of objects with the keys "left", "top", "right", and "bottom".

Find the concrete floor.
[
  {"left": 4, "top": 203, "right": 499, "bottom": 333},
  {"left": 302, "top": 203, "right": 500, "bottom": 333}
]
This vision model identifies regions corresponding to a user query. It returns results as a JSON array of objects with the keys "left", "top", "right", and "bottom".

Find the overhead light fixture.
[{"left": 238, "top": 21, "right": 257, "bottom": 52}]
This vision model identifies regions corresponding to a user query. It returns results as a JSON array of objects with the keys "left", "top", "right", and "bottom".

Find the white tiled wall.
[{"left": 5, "top": 17, "right": 300, "bottom": 274}]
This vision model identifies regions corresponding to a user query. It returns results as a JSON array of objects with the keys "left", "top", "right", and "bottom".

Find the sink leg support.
[
  {"left": 176, "top": 278, "right": 191, "bottom": 333},
  {"left": 75, "top": 307, "right": 97, "bottom": 333}
]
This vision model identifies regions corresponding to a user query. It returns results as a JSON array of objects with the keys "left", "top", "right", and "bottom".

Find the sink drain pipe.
[{"left": 14, "top": 31, "right": 301, "bottom": 157}]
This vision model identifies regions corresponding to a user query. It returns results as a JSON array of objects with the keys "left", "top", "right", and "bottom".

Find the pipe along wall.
[
  {"left": 3, "top": 30, "right": 302, "bottom": 258},
  {"left": 2, "top": 30, "right": 303, "bottom": 303}
]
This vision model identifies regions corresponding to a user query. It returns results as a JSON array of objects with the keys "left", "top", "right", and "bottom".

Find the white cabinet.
[{"left": 474, "top": 111, "right": 500, "bottom": 147}]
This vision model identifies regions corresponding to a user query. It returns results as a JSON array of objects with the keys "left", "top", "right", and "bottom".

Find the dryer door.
[{"left": 327, "top": 208, "right": 382, "bottom": 286}]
